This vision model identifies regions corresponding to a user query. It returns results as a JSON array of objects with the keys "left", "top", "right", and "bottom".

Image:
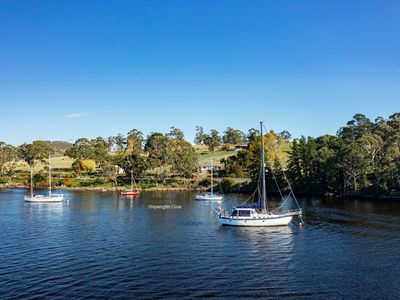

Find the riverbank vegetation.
[
  {"left": 221, "top": 113, "right": 400, "bottom": 198},
  {"left": 0, "top": 113, "right": 399, "bottom": 198}
]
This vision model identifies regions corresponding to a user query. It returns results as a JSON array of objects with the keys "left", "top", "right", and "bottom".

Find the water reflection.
[
  {"left": 24, "top": 202, "right": 67, "bottom": 216},
  {"left": 0, "top": 189, "right": 399, "bottom": 299}
]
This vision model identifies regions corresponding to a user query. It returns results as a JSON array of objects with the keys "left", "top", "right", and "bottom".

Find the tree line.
[
  {"left": 221, "top": 113, "right": 400, "bottom": 197},
  {"left": 288, "top": 113, "right": 400, "bottom": 196},
  {"left": 1, "top": 114, "right": 398, "bottom": 197},
  {"left": 61, "top": 127, "right": 199, "bottom": 180},
  {"left": 194, "top": 126, "right": 291, "bottom": 152}
]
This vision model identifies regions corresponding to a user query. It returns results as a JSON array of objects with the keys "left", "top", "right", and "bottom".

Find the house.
[{"left": 200, "top": 164, "right": 221, "bottom": 173}]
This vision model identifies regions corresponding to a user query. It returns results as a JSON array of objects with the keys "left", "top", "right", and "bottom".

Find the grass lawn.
[
  {"left": 15, "top": 156, "right": 75, "bottom": 172},
  {"left": 195, "top": 145, "right": 238, "bottom": 166}
]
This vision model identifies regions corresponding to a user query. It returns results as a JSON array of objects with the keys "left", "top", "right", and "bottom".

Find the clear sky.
[{"left": 1, "top": 0, "right": 399, "bottom": 145}]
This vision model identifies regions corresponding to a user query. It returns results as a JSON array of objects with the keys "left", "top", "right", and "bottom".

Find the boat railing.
[
  {"left": 284, "top": 209, "right": 302, "bottom": 216},
  {"left": 219, "top": 209, "right": 231, "bottom": 218}
]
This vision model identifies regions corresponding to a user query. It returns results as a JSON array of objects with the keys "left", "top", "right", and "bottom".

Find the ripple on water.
[{"left": 0, "top": 190, "right": 399, "bottom": 298}]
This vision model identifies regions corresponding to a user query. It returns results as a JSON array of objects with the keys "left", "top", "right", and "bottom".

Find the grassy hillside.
[
  {"left": 15, "top": 156, "right": 75, "bottom": 172},
  {"left": 195, "top": 145, "right": 238, "bottom": 166}
]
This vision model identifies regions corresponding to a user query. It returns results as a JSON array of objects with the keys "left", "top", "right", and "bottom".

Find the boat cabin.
[{"left": 231, "top": 208, "right": 257, "bottom": 218}]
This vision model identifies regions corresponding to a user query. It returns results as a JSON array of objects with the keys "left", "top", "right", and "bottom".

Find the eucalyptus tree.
[
  {"left": 0, "top": 142, "right": 18, "bottom": 182},
  {"left": 169, "top": 139, "right": 198, "bottom": 177},
  {"left": 204, "top": 129, "right": 221, "bottom": 153},
  {"left": 91, "top": 137, "right": 110, "bottom": 167},
  {"left": 247, "top": 128, "right": 260, "bottom": 143},
  {"left": 65, "top": 138, "right": 95, "bottom": 160},
  {"left": 145, "top": 132, "right": 170, "bottom": 169},
  {"left": 168, "top": 127, "right": 185, "bottom": 141},
  {"left": 222, "top": 127, "right": 246, "bottom": 145},
  {"left": 111, "top": 129, "right": 147, "bottom": 179},
  {"left": 278, "top": 130, "right": 292, "bottom": 142},
  {"left": 194, "top": 126, "right": 206, "bottom": 145}
]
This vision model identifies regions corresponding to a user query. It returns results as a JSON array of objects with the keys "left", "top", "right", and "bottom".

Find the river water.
[{"left": 0, "top": 189, "right": 399, "bottom": 299}]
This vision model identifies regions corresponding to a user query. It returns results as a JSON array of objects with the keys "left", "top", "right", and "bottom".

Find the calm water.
[{"left": 0, "top": 189, "right": 399, "bottom": 299}]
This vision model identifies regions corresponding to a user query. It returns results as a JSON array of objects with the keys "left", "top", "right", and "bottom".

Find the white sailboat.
[
  {"left": 24, "top": 156, "right": 64, "bottom": 202},
  {"left": 218, "top": 122, "right": 302, "bottom": 226},
  {"left": 195, "top": 160, "right": 223, "bottom": 201}
]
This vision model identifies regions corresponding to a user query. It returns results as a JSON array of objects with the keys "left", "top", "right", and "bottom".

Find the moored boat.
[
  {"left": 24, "top": 155, "right": 64, "bottom": 203},
  {"left": 195, "top": 160, "right": 223, "bottom": 201},
  {"left": 121, "top": 170, "right": 140, "bottom": 197},
  {"left": 217, "top": 121, "right": 302, "bottom": 226}
]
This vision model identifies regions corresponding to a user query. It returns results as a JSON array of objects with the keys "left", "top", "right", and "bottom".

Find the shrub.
[
  {"left": 220, "top": 178, "right": 236, "bottom": 193},
  {"left": 72, "top": 159, "right": 97, "bottom": 176},
  {"left": 221, "top": 144, "right": 234, "bottom": 151},
  {"left": 198, "top": 178, "right": 211, "bottom": 187}
]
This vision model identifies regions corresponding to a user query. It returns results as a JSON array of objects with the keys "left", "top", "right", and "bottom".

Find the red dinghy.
[
  {"left": 121, "top": 170, "right": 140, "bottom": 197},
  {"left": 121, "top": 191, "right": 140, "bottom": 197}
]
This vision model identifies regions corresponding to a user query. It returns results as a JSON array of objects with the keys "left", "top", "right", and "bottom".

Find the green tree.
[
  {"left": 221, "top": 150, "right": 249, "bottom": 177},
  {"left": 65, "top": 138, "right": 94, "bottom": 160},
  {"left": 112, "top": 129, "right": 147, "bottom": 179},
  {"left": 204, "top": 129, "right": 221, "bottom": 153},
  {"left": 145, "top": 132, "right": 171, "bottom": 168},
  {"left": 91, "top": 137, "right": 110, "bottom": 167},
  {"left": 127, "top": 129, "right": 143, "bottom": 154},
  {"left": 168, "top": 127, "right": 185, "bottom": 141},
  {"left": 0, "top": 142, "right": 18, "bottom": 183},
  {"left": 278, "top": 130, "right": 292, "bottom": 141},
  {"left": 72, "top": 159, "right": 96, "bottom": 177},
  {"left": 110, "top": 134, "right": 126, "bottom": 152},
  {"left": 101, "top": 163, "right": 118, "bottom": 186},
  {"left": 247, "top": 128, "right": 260, "bottom": 143},
  {"left": 222, "top": 127, "right": 246, "bottom": 145},
  {"left": 170, "top": 139, "right": 198, "bottom": 177},
  {"left": 194, "top": 126, "right": 206, "bottom": 145}
]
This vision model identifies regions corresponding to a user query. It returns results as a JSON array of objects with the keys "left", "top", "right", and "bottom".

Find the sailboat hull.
[
  {"left": 195, "top": 194, "right": 223, "bottom": 201},
  {"left": 24, "top": 194, "right": 64, "bottom": 202},
  {"left": 121, "top": 191, "right": 140, "bottom": 196},
  {"left": 218, "top": 215, "right": 293, "bottom": 226}
]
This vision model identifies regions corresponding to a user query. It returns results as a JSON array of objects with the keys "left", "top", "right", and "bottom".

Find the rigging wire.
[{"left": 263, "top": 124, "right": 305, "bottom": 224}]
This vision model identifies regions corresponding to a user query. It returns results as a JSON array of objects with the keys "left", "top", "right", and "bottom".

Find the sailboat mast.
[
  {"left": 260, "top": 122, "right": 267, "bottom": 212},
  {"left": 210, "top": 159, "right": 213, "bottom": 195},
  {"left": 131, "top": 170, "right": 134, "bottom": 191},
  {"left": 48, "top": 155, "right": 52, "bottom": 197},
  {"left": 30, "top": 167, "right": 33, "bottom": 198}
]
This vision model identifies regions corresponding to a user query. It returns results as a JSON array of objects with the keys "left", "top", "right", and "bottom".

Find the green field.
[
  {"left": 195, "top": 145, "right": 238, "bottom": 166},
  {"left": 15, "top": 156, "right": 75, "bottom": 172}
]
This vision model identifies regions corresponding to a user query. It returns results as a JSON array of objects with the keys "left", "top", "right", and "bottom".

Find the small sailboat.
[
  {"left": 196, "top": 160, "right": 223, "bottom": 201},
  {"left": 121, "top": 170, "right": 140, "bottom": 197},
  {"left": 218, "top": 122, "right": 302, "bottom": 226},
  {"left": 24, "top": 156, "right": 64, "bottom": 202}
]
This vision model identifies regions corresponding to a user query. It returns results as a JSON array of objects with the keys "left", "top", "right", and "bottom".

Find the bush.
[
  {"left": 221, "top": 144, "right": 234, "bottom": 151},
  {"left": 72, "top": 159, "right": 97, "bottom": 176},
  {"left": 198, "top": 178, "right": 211, "bottom": 187},
  {"left": 220, "top": 178, "right": 236, "bottom": 193},
  {"left": 33, "top": 172, "right": 47, "bottom": 187}
]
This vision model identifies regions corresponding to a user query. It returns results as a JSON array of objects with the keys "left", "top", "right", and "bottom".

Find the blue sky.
[{"left": 1, "top": 0, "right": 399, "bottom": 145}]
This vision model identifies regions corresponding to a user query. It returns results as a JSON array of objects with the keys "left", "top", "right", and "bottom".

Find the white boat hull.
[
  {"left": 195, "top": 194, "right": 223, "bottom": 201},
  {"left": 218, "top": 215, "right": 293, "bottom": 226},
  {"left": 24, "top": 194, "right": 64, "bottom": 202}
]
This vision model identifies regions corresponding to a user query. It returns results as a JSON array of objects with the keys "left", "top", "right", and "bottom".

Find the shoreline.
[
  {"left": 0, "top": 184, "right": 203, "bottom": 192},
  {"left": 1, "top": 184, "right": 400, "bottom": 200}
]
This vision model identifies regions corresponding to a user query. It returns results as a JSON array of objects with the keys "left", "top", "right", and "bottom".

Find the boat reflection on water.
[
  {"left": 24, "top": 201, "right": 68, "bottom": 220},
  {"left": 221, "top": 224, "right": 295, "bottom": 245}
]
